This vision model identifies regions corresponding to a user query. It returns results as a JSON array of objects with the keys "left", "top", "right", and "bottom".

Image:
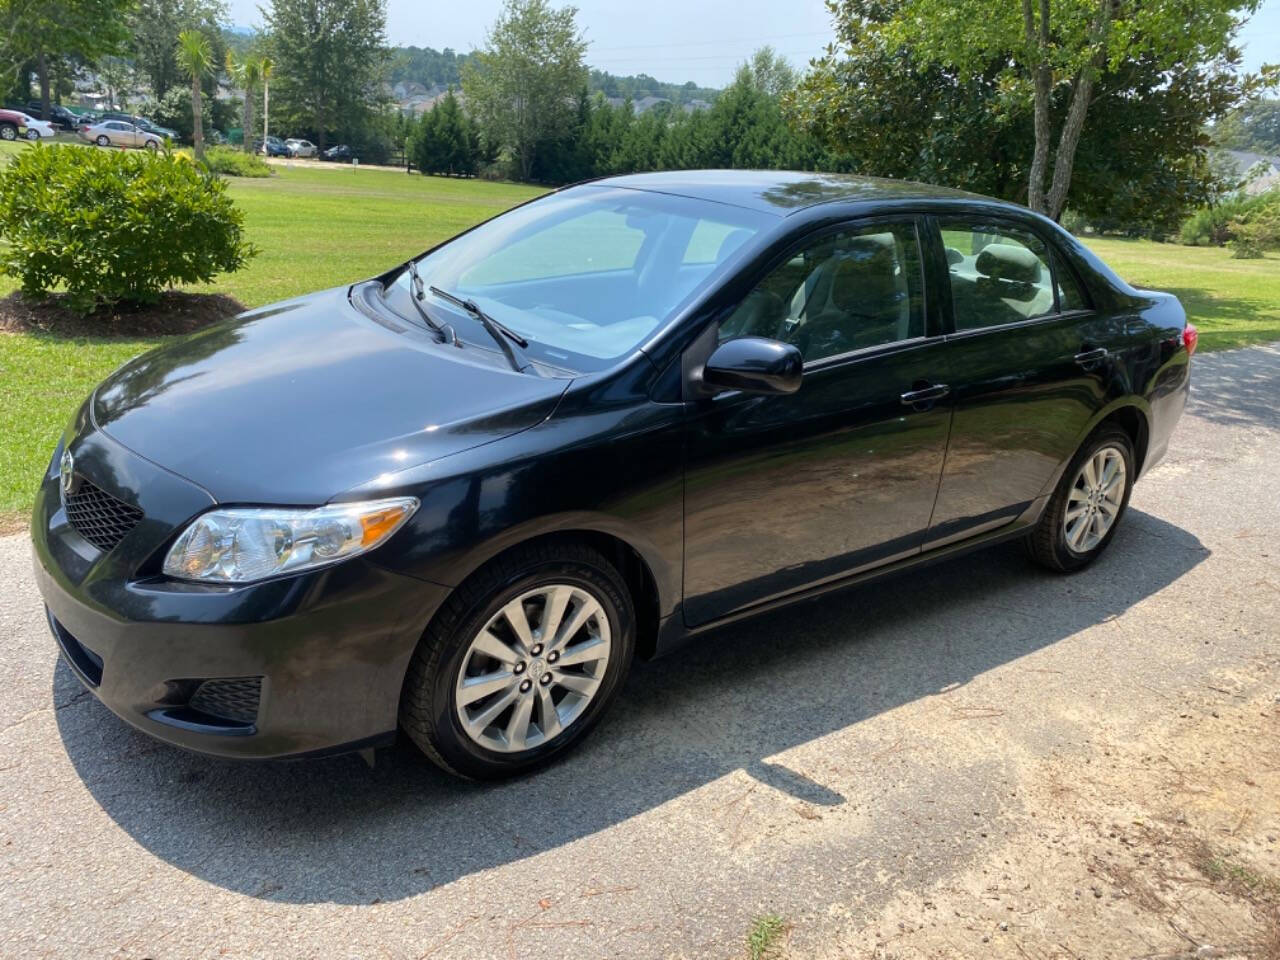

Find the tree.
[
  {"left": 130, "top": 0, "right": 226, "bottom": 101},
  {"left": 262, "top": 0, "right": 387, "bottom": 152},
  {"left": 176, "top": 28, "right": 214, "bottom": 160},
  {"left": 259, "top": 55, "right": 272, "bottom": 144},
  {"left": 1214, "top": 97, "right": 1280, "bottom": 152},
  {"left": 98, "top": 55, "right": 132, "bottom": 109},
  {"left": 789, "top": 0, "right": 1268, "bottom": 232},
  {"left": 463, "top": 0, "right": 587, "bottom": 181},
  {"left": 410, "top": 90, "right": 478, "bottom": 176},
  {"left": 819, "top": 0, "right": 1266, "bottom": 221},
  {"left": 226, "top": 51, "right": 261, "bottom": 151},
  {"left": 743, "top": 46, "right": 797, "bottom": 99},
  {"left": 0, "top": 0, "right": 133, "bottom": 116}
]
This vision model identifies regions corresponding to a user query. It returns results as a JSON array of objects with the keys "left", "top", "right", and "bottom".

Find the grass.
[
  {"left": 1, "top": 163, "right": 1278, "bottom": 532},
  {"left": 745, "top": 914, "right": 788, "bottom": 960}
]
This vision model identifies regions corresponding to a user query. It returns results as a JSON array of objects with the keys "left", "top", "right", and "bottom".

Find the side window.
[
  {"left": 719, "top": 221, "right": 925, "bottom": 363},
  {"left": 940, "top": 221, "right": 1056, "bottom": 330}
]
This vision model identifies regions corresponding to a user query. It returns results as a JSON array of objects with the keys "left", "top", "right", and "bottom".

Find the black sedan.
[{"left": 33, "top": 171, "right": 1192, "bottom": 779}]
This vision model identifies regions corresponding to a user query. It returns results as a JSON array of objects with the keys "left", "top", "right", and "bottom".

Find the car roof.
[{"left": 595, "top": 169, "right": 984, "bottom": 217}]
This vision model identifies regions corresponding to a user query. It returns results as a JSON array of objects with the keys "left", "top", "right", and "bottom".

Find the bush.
[
  {"left": 1178, "top": 192, "right": 1265, "bottom": 246},
  {"left": 194, "top": 146, "right": 272, "bottom": 177},
  {"left": 0, "top": 144, "right": 258, "bottom": 313},
  {"left": 1228, "top": 191, "right": 1280, "bottom": 259}
]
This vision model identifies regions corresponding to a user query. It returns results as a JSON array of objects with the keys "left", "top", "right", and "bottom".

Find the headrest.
[
  {"left": 945, "top": 246, "right": 963, "bottom": 266},
  {"left": 975, "top": 243, "right": 1041, "bottom": 284}
]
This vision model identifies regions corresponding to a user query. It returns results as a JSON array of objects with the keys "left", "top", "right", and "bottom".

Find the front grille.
[
  {"left": 189, "top": 677, "right": 262, "bottom": 724},
  {"left": 64, "top": 477, "right": 143, "bottom": 552}
]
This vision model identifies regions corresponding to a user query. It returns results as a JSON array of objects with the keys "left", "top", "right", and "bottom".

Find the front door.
[{"left": 682, "top": 218, "right": 952, "bottom": 626}]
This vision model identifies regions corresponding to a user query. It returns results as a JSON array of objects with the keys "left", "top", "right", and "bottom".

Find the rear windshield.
[{"left": 389, "top": 184, "right": 772, "bottom": 372}]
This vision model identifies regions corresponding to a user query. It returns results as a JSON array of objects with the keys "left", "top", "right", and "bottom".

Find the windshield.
[{"left": 387, "top": 184, "right": 772, "bottom": 372}]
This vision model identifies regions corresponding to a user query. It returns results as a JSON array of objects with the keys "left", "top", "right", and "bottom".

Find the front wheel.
[
  {"left": 25, "top": 128, "right": 39, "bottom": 141},
  {"left": 144, "top": 140, "right": 158, "bottom": 151},
  {"left": 400, "top": 541, "right": 634, "bottom": 779},
  {"left": 1027, "top": 425, "right": 1135, "bottom": 572}
]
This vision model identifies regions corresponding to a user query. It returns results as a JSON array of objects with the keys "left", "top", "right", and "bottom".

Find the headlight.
[{"left": 162, "top": 497, "right": 418, "bottom": 583}]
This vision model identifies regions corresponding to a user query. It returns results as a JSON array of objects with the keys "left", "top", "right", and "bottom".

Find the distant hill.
[{"left": 386, "top": 45, "right": 719, "bottom": 103}]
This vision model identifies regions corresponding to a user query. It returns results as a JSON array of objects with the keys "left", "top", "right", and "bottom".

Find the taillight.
[{"left": 1183, "top": 322, "right": 1198, "bottom": 357}]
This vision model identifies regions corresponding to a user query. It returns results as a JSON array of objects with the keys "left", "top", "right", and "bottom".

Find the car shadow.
[{"left": 55, "top": 508, "right": 1207, "bottom": 905}]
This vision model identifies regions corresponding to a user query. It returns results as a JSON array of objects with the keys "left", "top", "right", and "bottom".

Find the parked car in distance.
[
  {"left": 321, "top": 143, "right": 353, "bottom": 161},
  {"left": 33, "top": 170, "right": 1193, "bottom": 780},
  {"left": 99, "top": 112, "right": 177, "bottom": 142},
  {"left": 285, "top": 137, "right": 316, "bottom": 158},
  {"left": 79, "top": 119, "right": 162, "bottom": 150},
  {"left": 8, "top": 101, "right": 79, "bottom": 131},
  {"left": 253, "top": 135, "right": 288, "bottom": 156},
  {"left": 0, "top": 109, "right": 55, "bottom": 140}
]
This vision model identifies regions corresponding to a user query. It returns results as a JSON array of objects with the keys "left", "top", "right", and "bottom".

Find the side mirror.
[{"left": 701, "top": 336, "right": 803, "bottom": 396}]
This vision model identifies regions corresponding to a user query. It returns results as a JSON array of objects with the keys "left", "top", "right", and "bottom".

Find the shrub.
[
  {"left": 1178, "top": 192, "right": 1265, "bottom": 246},
  {"left": 194, "top": 146, "right": 272, "bottom": 177},
  {"left": 1228, "top": 191, "right": 1280, "bottom": 259},
  {"left": 0, "top": 144, "right": 257, "bottom": 313}
]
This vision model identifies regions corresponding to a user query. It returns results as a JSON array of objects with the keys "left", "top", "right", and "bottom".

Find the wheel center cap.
[{"left": 528, "top": 659, "right": 547, "bottom": 681}]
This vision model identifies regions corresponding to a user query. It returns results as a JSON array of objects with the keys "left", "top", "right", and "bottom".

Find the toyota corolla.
[{"left": 32, "top": 170, "right": 1192, "bottom": 779}]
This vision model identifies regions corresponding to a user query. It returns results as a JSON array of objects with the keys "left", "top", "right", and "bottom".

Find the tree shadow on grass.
[{"left": 55, "top": 508, "right": 1208, "bottom": 905}]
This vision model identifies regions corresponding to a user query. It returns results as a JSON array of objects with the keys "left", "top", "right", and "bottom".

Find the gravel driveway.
[{"left": 2, "top": 345, "right": 1277, "bottom": 959}]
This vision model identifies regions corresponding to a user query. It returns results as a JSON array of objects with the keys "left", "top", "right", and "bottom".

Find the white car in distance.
[{"left": 285, "top": 138, "right": 317, "bottom": 158}]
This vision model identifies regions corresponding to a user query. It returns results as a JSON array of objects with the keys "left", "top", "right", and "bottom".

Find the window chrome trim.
[
  {"left": 942, "top": 308, "right": 1096, "bottom": 342},
  {"left": 802, "top": 334, "right": 939, "bottom": 372}
]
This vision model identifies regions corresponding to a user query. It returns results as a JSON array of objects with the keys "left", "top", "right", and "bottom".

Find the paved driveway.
[{"left": 2, "top": 345, "right": 1277, "bottom": 959}]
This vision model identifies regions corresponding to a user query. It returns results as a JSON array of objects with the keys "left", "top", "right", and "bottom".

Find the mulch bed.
[{"left": 0, "top": 290, "right": 245, "bottom": 337}]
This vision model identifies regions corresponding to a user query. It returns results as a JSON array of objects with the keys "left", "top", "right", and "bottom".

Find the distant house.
[
  {"left": 634, "top": 96, "right": 670, "bottom": 114},
  {"left": 682, "top": 99, "right": 711, "bottom": 114},
  {"left": 397, "top": 85, "right": 462, "bottom": 119},
  {"left": 1223, "top": 149, "right": 1280, "bottom": 195}
]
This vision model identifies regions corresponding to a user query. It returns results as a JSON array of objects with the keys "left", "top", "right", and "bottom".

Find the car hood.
[{"left": 91, "top": 286, "right": 570, "bottom": 504}]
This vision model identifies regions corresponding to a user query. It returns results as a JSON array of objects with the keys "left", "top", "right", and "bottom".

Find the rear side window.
[
  {"left": 940, "top": 221, "right": 1056, "bottom": 330},
  {"left": 1055, "top": 256, "right": 1089, "bottom": 311}
]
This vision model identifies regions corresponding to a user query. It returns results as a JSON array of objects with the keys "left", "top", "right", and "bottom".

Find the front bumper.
[{"left": 32, "top": 421, "right": 449, "bottom": 759}]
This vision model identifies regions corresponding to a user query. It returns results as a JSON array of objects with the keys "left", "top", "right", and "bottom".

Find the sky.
[{"left": 225, "top": 0, "right": 1279, "bottom": 89}]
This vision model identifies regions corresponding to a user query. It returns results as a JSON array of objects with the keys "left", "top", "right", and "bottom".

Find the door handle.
[
  {"left": 1074, "top": 347, "right": 1108, "bottom": 368},
  {"left": 900, "top": 383, "right": 950, "bottom": 406}
]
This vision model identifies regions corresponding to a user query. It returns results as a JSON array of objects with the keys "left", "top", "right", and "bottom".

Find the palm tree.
[
  {"left": 227, "top": 52, "right": 262, "bottom": 154},
  {"left": 176, "top": 29, "right": 213, "bottom": 161}
]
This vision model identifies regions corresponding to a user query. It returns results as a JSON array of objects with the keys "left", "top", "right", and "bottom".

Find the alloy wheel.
[
  {"left": 25, "top": 128, "right": 39, "bottom": 141},
  {"left": 454, "top": 583, "right": 612, "bottom": 753},
  {"left": 0, "top": 127, "right": 14, "bottom": 141},
  {"left": 1064, "top": 445, "right": 1126, "bottom": 553}
]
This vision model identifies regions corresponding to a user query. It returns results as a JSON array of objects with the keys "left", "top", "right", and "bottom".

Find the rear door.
[
  {"left": 681, "top": 216, "right": 953, "bottom": 625},
  {"left": 926, "top": 215, "right": 1112, "bottom": 546}
]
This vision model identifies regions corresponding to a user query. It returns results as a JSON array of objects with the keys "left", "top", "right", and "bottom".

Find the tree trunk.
[
  {"left": 1023, "top": 0, "right": 1052, "bottom": 214},
  {"left": 192, "top": 78, "right": 204, "bottom": 161},
  {"left": 37, "top": 52, "right": 50, "bottom": 119},
  {"left": 262, "top": 79, "right": 269, "bottom": 145},
  {"left": 243, "top": 88, "right": 255, "bottom": 154}
]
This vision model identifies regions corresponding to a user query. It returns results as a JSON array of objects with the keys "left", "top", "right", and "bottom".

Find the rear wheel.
[
  {"left": 400, "top": 541, "right": 634, "bottom": 779},
  {"left": 95, "top": 135, "right": 109, "bottom": 147},
  {"left": 0, "top": 124, "right": 16, "bottom": 141},
  {"left": 1027, "top": 425, "right": 1134, "bottom": 572}
]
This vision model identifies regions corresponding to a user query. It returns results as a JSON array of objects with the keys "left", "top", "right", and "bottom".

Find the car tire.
[
  {"left": 1026, "top": 424, "right": 1135, "bottom": 573},
  {"left": 0, "top": 124, "right": 15, "bottom": 141},
  {"left": 400, "top": 540, "right": 635, "bottom": 780},
  {"left": 95, "top": 135, "right": 109, "bottom": 147},
  {"left": 144, "top": 140, "right": 158, "bottom": 151},
  {"left": 25, "top": 128, "right": 39, "bottom": 141}
]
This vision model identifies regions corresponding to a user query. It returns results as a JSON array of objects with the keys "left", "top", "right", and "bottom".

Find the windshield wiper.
[
  {"left": 428, "top": 286, "right": 532, "bottom": 374},
  {"left": 397, "top": 260, "right": 459, "bottom": 346}
]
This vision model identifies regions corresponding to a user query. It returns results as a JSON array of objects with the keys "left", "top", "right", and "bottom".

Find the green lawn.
[{"left": 1, "top": 164, "right": 1277, "bottom": 532}]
